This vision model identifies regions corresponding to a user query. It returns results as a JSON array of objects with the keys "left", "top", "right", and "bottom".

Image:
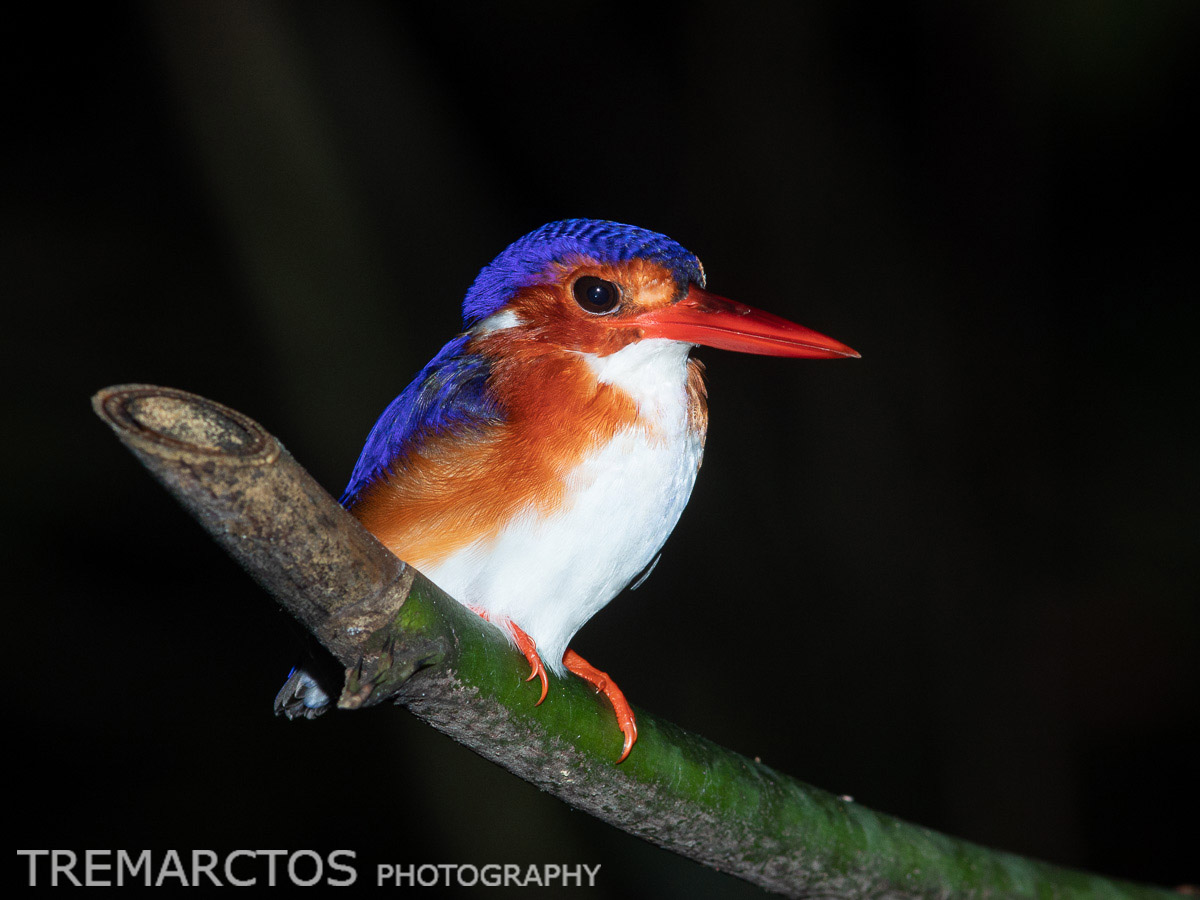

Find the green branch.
[{"left": 92, "top": 384, "right": 1175, "bottom": 899}]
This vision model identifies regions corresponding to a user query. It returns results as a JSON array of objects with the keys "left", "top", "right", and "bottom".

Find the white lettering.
[
  {"left": 16, "top": 850, "right": 49, "bottom": 886},
  {"left": 288, "top": 849, "right": 323, "bottom": 887},
  {"left": 17, "top": 852, "right": 600, "bottom": 888},
  {"left": 192, "top": 849, "right": 221, "bottom": 886},
  {"left": 457, "top": 863, "right": 479, "bottom": 887},
  {"left": 154, "top": 849, "right": 188, "bottom": 887},
  {"left": 53, "top": 850, "right": 82, "bottom": 887},
  {"left": 117, "top": 849, "right": 152, "bottom": 886},
  {"left": 258, "top": 849, "right": 287, "bottom": 887},
  {"left": 328, "top": 850, "right": 357, "bottom": 886},
  {"left": 85, "top": 849, "right": 112, "bottom": 886},
  {"left": 224, "top": 849, "right": 256, "bottom": 887}
]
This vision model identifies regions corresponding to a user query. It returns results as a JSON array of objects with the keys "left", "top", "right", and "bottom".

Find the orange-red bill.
[{"left": 636, "top": 284, "right": 860, "bottom": 359}]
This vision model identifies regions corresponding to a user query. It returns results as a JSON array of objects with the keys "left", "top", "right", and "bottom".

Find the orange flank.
[{"left": 352, "top": 350, "right": 640, "bottom": 568}]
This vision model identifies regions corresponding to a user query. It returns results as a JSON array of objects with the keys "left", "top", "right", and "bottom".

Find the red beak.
[{"left": 636, "top": 285, "right": 860, "bottom": 359}]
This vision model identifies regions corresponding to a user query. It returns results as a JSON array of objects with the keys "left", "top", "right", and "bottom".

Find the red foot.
[
  {"left": 468, "top": 606, "right": 548, "bottom": 705},
  {"left": 508, "top": 622, "right": 549, "bottom": 706},
  {"left": 562, "top": 648, "right": 638, "bottom": 763}
]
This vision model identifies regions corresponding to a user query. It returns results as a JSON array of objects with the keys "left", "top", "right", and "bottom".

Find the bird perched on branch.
[{"left": 278, "top": 219, "right": 858, "bottom": 761}]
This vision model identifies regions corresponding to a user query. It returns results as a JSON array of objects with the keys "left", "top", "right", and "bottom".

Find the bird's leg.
[
  {"left": 562, "top": 648, "right": 637, "bottom": 763},
  {"left": 468, "top": 606, "right": 549, "bottom": 705}
]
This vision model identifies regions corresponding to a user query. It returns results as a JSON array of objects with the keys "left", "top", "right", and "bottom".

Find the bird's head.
[{"left": 461, "top": 219, "right": 859, "bottom": 359}]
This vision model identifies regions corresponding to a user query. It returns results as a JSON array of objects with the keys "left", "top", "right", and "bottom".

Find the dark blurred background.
[{"left": 9, "top": 1, "right": 1198, "bottom": 895}]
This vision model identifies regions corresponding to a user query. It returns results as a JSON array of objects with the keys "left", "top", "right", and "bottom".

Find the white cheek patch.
[{"left": 472, "top": 308, "right": 522, "bottom": 335}]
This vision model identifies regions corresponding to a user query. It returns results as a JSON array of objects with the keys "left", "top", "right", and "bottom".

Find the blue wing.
[{"left": 341, "top": 334, "right": 502, "bottom": 505}]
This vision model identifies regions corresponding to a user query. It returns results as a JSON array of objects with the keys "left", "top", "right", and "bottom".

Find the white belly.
[{"left": 422, "top": 339, "right": 703, "bottom": 673}]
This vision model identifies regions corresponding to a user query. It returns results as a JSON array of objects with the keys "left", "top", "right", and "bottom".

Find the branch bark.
[{"left": 92, "top": 384, "right": 1174, "bottom": 899}]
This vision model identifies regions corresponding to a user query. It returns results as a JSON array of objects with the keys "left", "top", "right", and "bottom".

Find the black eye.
[{"left": 572, "top": 276, "right": 621, "bottom": 314}]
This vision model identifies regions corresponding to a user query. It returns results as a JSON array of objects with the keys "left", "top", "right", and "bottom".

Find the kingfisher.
[{"left": 278, "top": 219, "right": 858, "bottom": 761}]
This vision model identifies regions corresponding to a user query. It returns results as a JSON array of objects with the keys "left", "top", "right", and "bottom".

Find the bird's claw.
[
  {"left": 510, "top": 626, "right": 550, "bottom": 706},
  {"left": 563, "top": 648, "right": 638, "bottom": 763},
  {"left": 464, "top": 609, "right": 634, "bottom": 759},
  {"left": 468, "top": 606, "right": 549, "bottom": 705}
]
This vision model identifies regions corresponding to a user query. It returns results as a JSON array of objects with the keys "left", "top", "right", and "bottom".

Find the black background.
[{"left": 10, "top": 2, "right": 1198, "bottom": 895}]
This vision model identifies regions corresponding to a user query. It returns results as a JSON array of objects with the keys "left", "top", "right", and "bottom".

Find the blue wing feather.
[{"left": 341, "top": 334, "right": 502, "bottom": 505}]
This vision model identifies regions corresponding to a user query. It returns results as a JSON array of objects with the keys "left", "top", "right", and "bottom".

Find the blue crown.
[{"left": 461, "top": 219, "right": 704, "bottom": 326}]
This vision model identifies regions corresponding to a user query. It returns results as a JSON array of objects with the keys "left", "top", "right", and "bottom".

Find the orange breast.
[{"left": 350, "top": 350, "right": 647, "bottom": 568}]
